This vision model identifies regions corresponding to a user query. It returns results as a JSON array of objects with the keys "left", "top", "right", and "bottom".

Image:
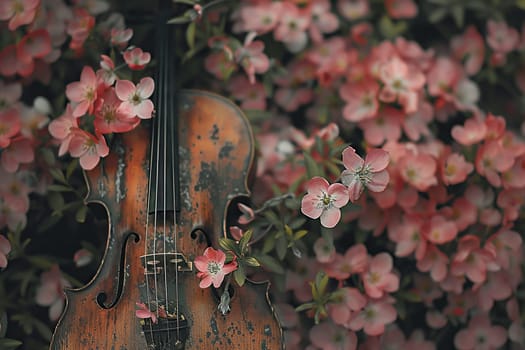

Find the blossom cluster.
[
  {"left": 198, "top": 1, "right": 525, "bottom": 349},
  {"left": 0, "top": 0, "right": 155, "bottom": 341}
]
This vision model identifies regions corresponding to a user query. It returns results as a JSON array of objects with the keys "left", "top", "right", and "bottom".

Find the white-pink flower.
[
  {"left": 301, "top": 176, "right": 349, "bottom": 228},
  {"left": 340, "top": 146, "right": 390, "bottom": 202},
  {"left": 194, "top": 247, "right": 237, "bottom": 288},
  {"left": 68, "top": 128, "right": 109, "bottom": 170},
  {"left": 115, "top": 77, "right": 154, "bottom": 119}
]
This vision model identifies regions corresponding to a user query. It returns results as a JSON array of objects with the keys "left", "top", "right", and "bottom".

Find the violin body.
[{"left": 50, "top": 90, "right": 283, "bottom": 349}]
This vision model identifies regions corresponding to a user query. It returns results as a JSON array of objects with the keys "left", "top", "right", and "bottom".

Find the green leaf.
[
  {"left": 47, "top": 184, "right": 73, "bottom": 192},
  {"left": 303, "top": 152, "right": 321, "bottom": 178},
  {"left": 218, "top": 238, "right": 238, "bottom": 253},
  {"left": 261, "top": 233, "right": 276, "bottom": 254},
  {"left": 239, "top": 229, "right": 253, "bottom": 253},
  {"left": 295, "top": 302, "right": 315, "bottom": 312},
  {"left": 518, "top": 0, "right": 525, "bottom": 9},
  {"left": 0, "top": 339, "right": 23, "bottom": 350},
  {"left": 186, "top": 21, "right": 196, "bottom": 50},
  {"left": 293, "top": 230, "right": 308, "bottom": 241},
  {"left": 275, "top": 235, "right": 287, "bottom": 260},
  {"left": 66, "top": 159, "right": 79, "bottom": 179},
  {"left": 48, "top": 192, "right": 65, "bottom": 212},
  {"left": 49, "top": 168, "right": 66, "bottom": 184},
  {"left": 428, "top": 7, "right": 448, "bottom": 23},
  {"left": 75, "top": 205, "right": 88, "bottom": 223},
  {"left": 451, "top": 5, "right": 464, "bottom": 27},
  {"left": 233, "top": 266, "right": 246, "bottom": 286},
  {"left": 243, "top": 256, "right": 260, "bottom": 267},
  {"left": 255, "top": 254, "right": 284, "bottom": 274}
]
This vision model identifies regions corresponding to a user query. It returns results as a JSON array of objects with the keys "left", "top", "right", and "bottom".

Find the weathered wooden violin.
[{"left": 50, "top": 3, "right": 283, "bottom": 349}]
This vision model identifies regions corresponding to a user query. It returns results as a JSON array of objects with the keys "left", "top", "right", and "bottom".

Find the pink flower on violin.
[
  {"left": 340, "top": 146, "right": 390, "bottom": 202},
  {"left": 301, "top": 176, "right": 349, "bottom": 228},
  {"left": 65, "top": 66, "right": 100, "bottom": 118},
  {"left": 68, "top": 128, "right": 109, "bottom": 170},
  {"left": 194, "top": 247, "right": 237, "bottom": 288},
  {"left": 115, "top": 77, "right": 154, "bottom": 119}
]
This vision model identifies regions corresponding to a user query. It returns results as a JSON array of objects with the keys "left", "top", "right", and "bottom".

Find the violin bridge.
[{"left": 141, "top": 253, "right": 193, "bottom": 275}]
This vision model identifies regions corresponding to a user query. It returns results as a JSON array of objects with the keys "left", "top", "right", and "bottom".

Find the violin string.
[
  {"left": 161, "top": 30, "right": 171, "bottom": 344},
  {"left": 152, "top": 27, "right": 163, "bottom": 331},
  {"left": 169, "top": 35, "right": 181, "bottom": 342}
]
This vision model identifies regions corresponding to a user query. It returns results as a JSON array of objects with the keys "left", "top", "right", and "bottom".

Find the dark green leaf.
[
  {"left": 75, "top": 205, "right": 88, "bottom": 223},
  {"left": 233, "top": 266, "right": 246, "bottom": 286},
  {"left": 303, "top": 152, "right": 321, "bottom": 178},
  {"left": 255, "top": 254, "right": 284, "bottom": 274},
  {"left": 0, "top": 338, "right": 23, "bottom": 350},
  {"left": 243, "top": 256, "right": 260, "bottom": 267},
  {"left": 218, "top": 238, "right": 238, "bottom": 253}
]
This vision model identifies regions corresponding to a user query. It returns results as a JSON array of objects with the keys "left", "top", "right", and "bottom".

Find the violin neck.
[{"left": 148, "top": 10, "right": 180, "bottom": 215}]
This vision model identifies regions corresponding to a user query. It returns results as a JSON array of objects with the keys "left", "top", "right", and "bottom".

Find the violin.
[{"left": 49, "top": 3, "right": 283, "bottom": 349}]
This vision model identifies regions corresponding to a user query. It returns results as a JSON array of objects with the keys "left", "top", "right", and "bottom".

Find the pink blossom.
[
  {"left": 385, "top": 0, "right": 418, "bottom": 19},
  {"left": 273, "top": 2, "right": 310, "bottom": 53},
  {"left": 388, "top": 214, "right": 426, "bottom": 258},
  {"left": 398, "top": 151, "right": 437, "bottom": 191},
  {"left": 0, "top": 80, "right": 22, "bottom": 111},
  {"left": 0, "top": 108, "right": 21, "bottom": 148},
  {"left": 475, "top": 141, "right": 515, "bottom": 187},
  {"left": 73, "top": 248, "right": 93, "bottom": 267},
  {"left": 1, "top": 137, "right": 34, "bottom": 172},
  {"left": 451, "top": 235, "right": 495, "bottom": 284},
  {"left": 416, "top": 244, "right": 448, "bottom": 282},
  {"left": 204, "top": 51, "right": 237, "bottom": 80},
  {"left": 237, "top": 2, "right": 282, "bottom": 34},
  {"left": 475, "top": 271, "right": 512, "bottom": 311},
  {"left": 337, "top": 0, "right": 369, "bottom": 21},
  {"left": 308, "top": 0, "right": 339, "bottom": 43},
  {"left": 486, "top": 20, "right": 519, "bottom": 54},
  {"left": 348, "top": 299, "right": 397, "bottom": 336},
  {"left": 115, "top": 77, "right": 155, "bottom": 119},
  {"left": 110, "top": 28, "right": 133, "bottom": 48},
  {"left": 301, "top": 176, "right": 349, "bottom": 228},
  {"left": 194, "top": 247, "right": 237, "bottom": 288},
  {"left": 97, "top": 55, "right": 116, "bottom": 86},
  {"left": 340, "top": 146, "right": 390, "bottom": 202},
  {"left": 48, "top": 104, "right": 78, "bottom": 156},
  {"left": 17, "top": 29, "right": 52, "bottom": 61},
  {"left": 423, "top": 215, "right": 458, "bottom": 245},
  {"left": 451, "top": 117, "right": 487, "bottom": 146},
  {"left": 441, "top": 197, "right": 477, "bottom": 232},
  {"left": 68, "top": 129, "right": 109, "bottom": 170},
  {"left": 485, "top": 229, "right": 522, "bottom": 270},
  {"left": 236, "top": 202, "right": 255, "bottom": 225},
  {"left": 324, "top": 243, "right": 368, "bottom": 280},
  {"left": 454, "top": 314, "right": 507, "bottom": 350},
  {"left": 339, "top": 79, "right": 379, "bottom": 122},
  {"left": 228, "top": 75, "right": 266, "bottom": 110},
  {"left": 65, "top": 66, "right": 100, "bottom": 117},
  {"left": 378, "top": 56, "right": 425, "bottom": 113},
  {"left": 440, "top": 152, "right": 473, "bottom": 185},
  {"left": 66, "top": 8, "right": 95, "bottom": 53},
  {"left": 328, "top": 287, "right": 367, "bottom": 326},
  {"left": 0, "top": 234, "right": 11, "bottom": 269},
  {"left": 426, "top": 310, "right": 447, "bottom": 329},
  {"left": 362, "top": 253, "right": 399, "bottom": 298},
  {"left": 94, "top": 87, "right": 140, "bottom": 134},
  {"left": 0, "top": 44, "right": 34, "bottom": 77},
  {"left": 309, "top": 321, "right": 357, "bottom": 350},
  {"left": 403, "top": 100, "right": 433, "bottom": 141},
  {"left": 235, "top": 32, "right": 270, "bottom": 84},
  {"left": 123, "top": 47, "right": 151, "bottom": 71},
  {"left": 35, "top": 265, "right": 71, "bottom": 321},
  {"left": 451, "top": 26, "right": 485, "bottom": 76},
  {"left": 135, "top": 302, "right": 157, "bottom": 324},
  {"left": 0, "top": 0, "right": 40, "bottom": 30},
  {"left": 359, "top": 107, "right": 403, "bottom": 146}
]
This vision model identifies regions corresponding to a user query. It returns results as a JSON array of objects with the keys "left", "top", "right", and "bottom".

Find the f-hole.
[{"left": 96, "top": 232, "right": 140, "bottom": 309}]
